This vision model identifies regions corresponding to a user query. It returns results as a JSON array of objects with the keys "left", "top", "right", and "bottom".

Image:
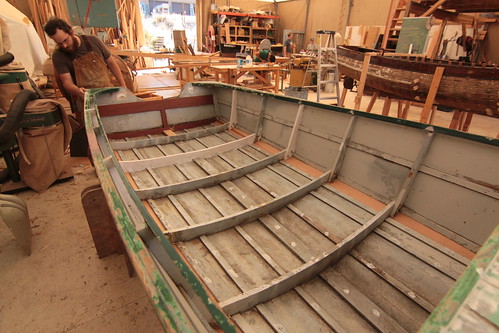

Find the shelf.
[
  {"left": 211, "top": 10, "right": 280, "bottom": 19},
  {"left": 213, "top": 11, "right": 281, "bottom": 55}
]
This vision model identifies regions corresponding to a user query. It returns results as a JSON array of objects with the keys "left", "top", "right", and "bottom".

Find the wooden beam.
[
  {"left": 120, "top": 134, "right": 256, "bottom": 172},
  {"left": 329, "top": 115, "right": 357, "bottom": 181},
  {"left": 449, "top": 110, "right": 462, "bottom": 129},
  {"left": 135, "top": 150, "right": 286, "bottom": 199},
  {"left": 354, "top": 53, "right": 374, "bottom": 110},
  {"left": 111, "top": 124, "right": 228, "bottom": 150},
  {"left": 382, "top": 97, "right": 392, "bottom": 116},
  {"left": 219, "top": 201, "right": 395, "bottom": 315},
  {"left": 401, "top": 100, "right": 410, "bottom": 119},
  {"left": 285, "top": 104, "right": 305, "bottom": 159},
  {"left": 420, "top": 66, "right": 445, "bottom": 123},
  {"left": 426, "top": 18, "right": 448, "bottom": 58},
  {"left": 365, "top": 91, "right": 379, "bottom": 113},
  {"left": 168, "top": 173, "right": 330, "bottom": 242},
  {"left": 422, "top": 0, "right": 448, "bottom": 17},
  {"left": 391, "top": 129, "right": 435, "bottom": 216}
]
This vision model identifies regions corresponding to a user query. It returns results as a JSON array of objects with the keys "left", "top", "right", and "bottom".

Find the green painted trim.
[
  {"left": 419, "top": 225, "right": 499, "bottom": 332},
  {"left": 192, "top": 81, "right": 499, "bottom": 147},
  {"left": 86, "top": 89, "right": 236, "bottom": 332},
  {"left": 85, "top": 117, "right": 196, "bottom": 332},
  {"left": 0, "top": 70, "right": 27, "bottom": 84}
]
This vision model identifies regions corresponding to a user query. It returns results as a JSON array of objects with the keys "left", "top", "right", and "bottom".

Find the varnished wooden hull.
[
  {"left": 85, "top": 84, "right": 499, "bottom": 332},
  {"left": 337, "top": 46, "right": 499, "bottom": 118}
]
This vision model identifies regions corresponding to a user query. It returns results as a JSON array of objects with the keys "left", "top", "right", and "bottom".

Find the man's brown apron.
[
  {"left": 73, "top": 36, "right": 113, "bottom": 89},
  {"left": 70, "top": 36, "right": 136, "bottom": 123}
]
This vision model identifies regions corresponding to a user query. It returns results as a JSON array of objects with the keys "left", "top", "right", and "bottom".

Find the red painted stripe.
[
  {"left": 106, "top": 117, "right": 217, "bottom": 140},
  {"left": 98, "top": 95, "right": 214, "bottom": 117},
  {"left": 107, "top": 128, "right": 166, "bottom": 140}
]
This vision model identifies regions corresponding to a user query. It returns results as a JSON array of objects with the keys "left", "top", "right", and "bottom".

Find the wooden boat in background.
[
  {"left": 337, "top": 45, "right": 499, "bottom": 118},
  {"left": 84, "top": 83, "right": 498, "bottom": 332}
]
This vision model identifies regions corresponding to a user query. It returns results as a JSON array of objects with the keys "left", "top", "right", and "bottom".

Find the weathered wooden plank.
[
  {"left": 332, "top": 255, "right": 430, "bottom": 331},
  {"left": 168, "top": 173, "right": 330, "bottom": 242},
  {"left": 220, "top": 202, "right": 395, "bottom": 315},
  {"left": 330, "top": 115, "right": 357, "bottom": 181},
  {"left": 111, "top": 124, "right": 229, "bottom": 150},
  {"left": 136, "top": 151, "right": 286, "bottom": 199},
  {"left": 391, "top": 129, "right": 435, "bottom": 216},
  {"left": 120, "top": 134, "right": 256, "bottom": 171},
  {"left": 322, "top": 269, "right": 409, "bottom": 333}
]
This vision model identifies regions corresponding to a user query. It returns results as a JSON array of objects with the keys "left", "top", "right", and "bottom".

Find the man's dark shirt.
[{"left": 284, "top": 38, "right": 293, "bottom": 54}]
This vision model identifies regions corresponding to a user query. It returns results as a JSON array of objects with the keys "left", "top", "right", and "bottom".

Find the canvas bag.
[
  {"left": 18, "top": 99, "right": 72, "bottom": 192},
  {"left": 0, "top": 68, "right": 33, "bottom": 112}
]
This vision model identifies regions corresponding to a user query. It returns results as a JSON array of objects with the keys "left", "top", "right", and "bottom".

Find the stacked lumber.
[
  {"left": 26, "top": 0, "right": 145, "bottom": 54},
  {"left": 115, "top": 0, "right": 145, "bottom": 50},
  {"left": 27, "top": 0, "right": 70, "bottom": 52}
]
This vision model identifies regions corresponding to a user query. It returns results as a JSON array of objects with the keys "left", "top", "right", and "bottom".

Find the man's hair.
[
  {"left": 44, "top": 17, "right": 72, "bottom": 36},
  {"left": 287, "top": 33, "right": 293, "bottom": 37}
]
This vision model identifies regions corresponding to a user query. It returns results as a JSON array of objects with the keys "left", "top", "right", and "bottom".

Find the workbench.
[{"left": 210, "top": 64, "right": 284, "bottom": 93}]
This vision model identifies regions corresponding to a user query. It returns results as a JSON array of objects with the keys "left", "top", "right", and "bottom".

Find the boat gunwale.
[
  {"left": 337, "top": 46, "right": 499, "bottom": 79},
  {"left": 87, "top": 85, "right": 497, "bottom": 332},
  {"left": 85, "top": 90, "right": 237, "bottom": 332},
  {"left": 190, "top": 82, "right": 499, "bottom": 147}
]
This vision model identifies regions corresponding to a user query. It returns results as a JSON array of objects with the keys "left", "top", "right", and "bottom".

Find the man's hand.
[{"left": 77, "top": 87, "right": 86, "bottom": 100}]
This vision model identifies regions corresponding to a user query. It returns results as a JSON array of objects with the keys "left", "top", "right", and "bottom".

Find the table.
[{"left": 211, "top": 64, "right": 284, "bottom": 93}]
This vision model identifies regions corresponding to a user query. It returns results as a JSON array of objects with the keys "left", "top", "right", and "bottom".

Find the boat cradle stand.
[{"left": 81, "top": 184, "right": 134, "bottom": 277}]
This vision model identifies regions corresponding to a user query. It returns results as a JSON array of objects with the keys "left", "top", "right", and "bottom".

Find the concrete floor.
[{"left": 0, "top": 71, "right": 496, "bottom": 332}]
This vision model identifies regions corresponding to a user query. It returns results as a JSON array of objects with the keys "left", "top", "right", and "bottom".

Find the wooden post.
[
  {"left": 426, "top": 18, "right": 448, "bottom": 58},
  {"left": 460, "top": 112, "right": 473, "bottom": 132},
  {"left": 365, "top": 91, "right": 379, "bottom": 113},
  {"left": 340, "top": 87, "right": 348, "bottom": 107},
  {"left": 354, "top": 53, "right": 373, "bottom": 110},
  {"left": 429, "top": 105, "right": 437, "bottom": 124},
  {"left": 396, "top": 100, "right": 403, "bottom": 118},
  {"left": 449, "top": 110, "right": 462, "bottom": 129},
  {"left": 420, "top": 66, "right": 445, "bottom": 123},
  {"left": 401, "top": 100, "right": 410, "bottom": 119},
  {"left": 421, "top": 0, "right": 448, "bottom": 16},
  {"left": 382, "top": 97, "right": 392, "bottom": 116}
]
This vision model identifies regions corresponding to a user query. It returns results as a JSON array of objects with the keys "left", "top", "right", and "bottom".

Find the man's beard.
[{"left": 60, "top": 35, "right": 79, "bottom": 55}]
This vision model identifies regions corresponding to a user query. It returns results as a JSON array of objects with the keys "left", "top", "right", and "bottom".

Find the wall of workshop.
[
  {"left": 277, "top": 0, "right": 391, "bottom": 42},
  {"left": 484, "top": 22, "right": 499, "bottom": 63}
]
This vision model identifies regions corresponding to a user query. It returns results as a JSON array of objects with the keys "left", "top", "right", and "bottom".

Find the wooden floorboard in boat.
[{"left": 109, "top": 123, "right": 468, "bottom": 332}]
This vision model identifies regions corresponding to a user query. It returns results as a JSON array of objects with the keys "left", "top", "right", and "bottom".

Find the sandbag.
[{"left": 18, "top": 99, "right": 72, "bottom": 192}]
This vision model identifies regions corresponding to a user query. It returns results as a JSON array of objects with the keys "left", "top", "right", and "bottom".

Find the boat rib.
[{"left": 86, "top": 84, "right": 497, "bottom": 332}]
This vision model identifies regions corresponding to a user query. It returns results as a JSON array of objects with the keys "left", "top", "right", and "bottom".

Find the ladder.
[
  {"left": 316, "top": 30, "right": 341, "bottom": 105},
  {"left": 381, "top": 0, "right": 412, "bottom": 51}
]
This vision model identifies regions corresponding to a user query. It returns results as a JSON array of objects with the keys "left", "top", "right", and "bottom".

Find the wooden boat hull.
[
  {"left": 337, "top": 46, "right": 499, "bottom": 118},
  {"left": 85, "top": 84, "right": 499, "bottom": 332}
]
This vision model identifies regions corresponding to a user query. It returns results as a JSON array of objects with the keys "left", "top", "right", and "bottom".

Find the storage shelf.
[
  {"left": 211, "top": 10, "right": 279, "bottom": 19},
  {"left": 212, "top": 10, "right": 281, "bottom": 54}
]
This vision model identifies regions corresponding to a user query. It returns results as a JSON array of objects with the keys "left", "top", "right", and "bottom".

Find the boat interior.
[{"left": 86, "top": 82, "right": 498, "bottom": 332}]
